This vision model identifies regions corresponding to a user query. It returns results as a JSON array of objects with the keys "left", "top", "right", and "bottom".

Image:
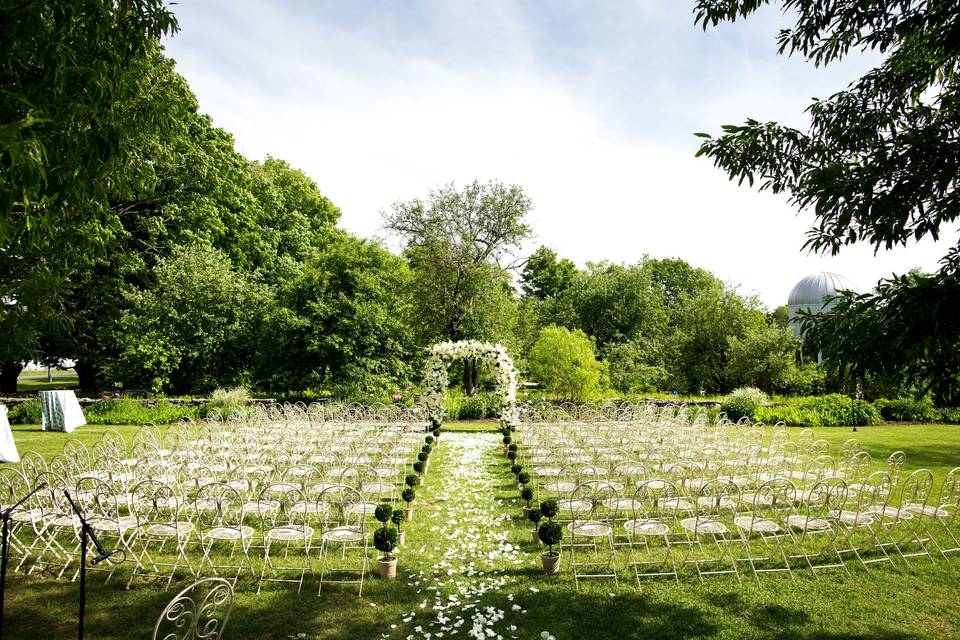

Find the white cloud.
[{"left": 163, "top": 1, "right": 957, "bottom": 308}]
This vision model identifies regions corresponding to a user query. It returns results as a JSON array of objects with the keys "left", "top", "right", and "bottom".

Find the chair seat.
[
  {"left": 345, "top": 502, "right": 378, "bottom": 517},
  {"left": 267, "top": 525, "right": 314, "bottom": 541},
  {"left": 658, "top": 497, "right": 693, "bottom": 511},
  {"left": 624, "top": 519, "right": 669, "bottom": 536},
  {"left": 604, "top": 498, "right": 641, "bottom": 511},
  {"left": 740, "top": 493, "right": 774, "bottom": 507},
  {"left": 696, "top": 496, "right": 737, "bottom": 509},
  {"left": 734, "top": 515, "right": 780, "bottom": 533},
  {"left": 828, "top": 509, "right": 874, "bottom": 526},
  {"left": 207, "top": 525, "right": 254, "bottom": 541},
  {"left": 11, "top": 508, "right": 43, "bottom": 523},
  {"left": 321, "top": 526, "right": 363, "bottom": 543},
  {"left": 557, "top": 499, "right": 592, "bottom": 515},
  {"left": 45, "top": 514, "right": 81, "bottom": 528},
  {"left": 242, "top": 500, "right": 280, "bottom": 514},
  {"left": 90, "top": 516, "right": 137, "bottom": 533},
  {"left": 680, "top": 517, "right": 728, "bottom": 535},
  {"left": 867, "top": 506, "right": 914, "bottom": 521},
  {"left": 146, "top": 522, "right": 195, "bottom": 537},
  {"left": 786, "top": 515, "right": 831, "bottom": 531},
  {"left": 568, "top": 520, "right": 612, "bottom": 537},
  {"left": 290, "top": 501, "right": 329, "bottom": 516},
  {"left": 904, "top": 504, "right": 948, "bottom": 518},
  {"left": 544, "top": 481, "right": 576, "bottom": 493}
]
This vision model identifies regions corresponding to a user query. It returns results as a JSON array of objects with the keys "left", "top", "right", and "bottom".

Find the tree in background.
[
  {"left": 527, "top": 326, "right": 605, "bottom": 402},
  {"left": 667, "top": 282, "right": 767, "bottom": 394},
  {"left": 112, "top": 246, "right": 268, "bottom": 394},
  {"left": 256, "top": 233, "right": 415, "bottom": 396},
  {"left": 554, "top": 262, "right": 667, "bottom": 351},
  {"left": 521, "top": 246, "right": 577, "bottom": 300},
  {"left": 694, "top": 0, "right": 960, "bottom": 403},
  {"left": 385, "top": 180, "right": 532, "bottom": 395},
  {"left": 726, "top": 320, "right": 822, "bottom": 395}
]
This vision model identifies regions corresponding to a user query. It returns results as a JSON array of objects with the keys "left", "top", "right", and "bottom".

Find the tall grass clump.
[
  {"left": 720, "top": 387, "right": 767, "bottom": 422},
  {"left": 200, "top": 387, "right": 251, "bottom": 419}
]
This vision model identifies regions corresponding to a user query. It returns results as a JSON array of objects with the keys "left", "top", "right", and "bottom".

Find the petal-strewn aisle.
[{"left": 389, "top": 432, "right": 538, "bottom": 640}]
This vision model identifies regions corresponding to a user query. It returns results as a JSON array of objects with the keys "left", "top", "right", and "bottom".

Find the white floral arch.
[{"left": 422, "top": 340, "right": 518, "bottom": 430}]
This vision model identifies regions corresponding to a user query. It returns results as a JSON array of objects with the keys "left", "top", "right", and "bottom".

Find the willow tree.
[
  {"left": 384, "top": 180, "right": 532, "bottom": 395},
  {"left": 693, "top": 0, "right": 960, "bottom": 402}
]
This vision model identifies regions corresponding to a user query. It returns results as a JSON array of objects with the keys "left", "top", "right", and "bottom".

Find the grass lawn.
[
  {"left": 15, "top": 368, "right": 79, "bottom": 392},
  {"left": 2, "top": 422, "right": 960, "bottom": 639}
]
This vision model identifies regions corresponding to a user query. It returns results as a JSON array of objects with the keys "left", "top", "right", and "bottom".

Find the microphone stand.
[
  {"left": 1, "top": 481, "right": 48, "bottom": 640},
  {"left": 64, "top": 491, "right": 119, "bottom": 640}
]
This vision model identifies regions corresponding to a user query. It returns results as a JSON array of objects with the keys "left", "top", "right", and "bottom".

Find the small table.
[
  {"left": 39, "top": 390, "right": 86, "bottom": 433},
  {"left": 0, "top": 405, "right": 19, "bottom": 463}
]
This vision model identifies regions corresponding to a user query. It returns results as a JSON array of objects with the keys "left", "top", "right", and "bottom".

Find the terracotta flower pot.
[
  {"left": 404, "top": 507, "right": 414, "bottom": 521},
  {"left": 531, "top": 529, "right": 541, "bottom": 545},
  {"left": 541, "top": 551, "right": 561, "bottom": 575},
  {"left": 378, "top": 557, "right": 397, "bottom": 580},
  {"left": 522, "top": 505, "right": 530, "bottom": 519},
  {"left": 397, "top": 530, "right": 406, "bottom": 546}
]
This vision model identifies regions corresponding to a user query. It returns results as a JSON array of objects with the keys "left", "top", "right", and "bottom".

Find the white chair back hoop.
[{"left": 152, "top": 577, "right": 235, "bottom": 640}]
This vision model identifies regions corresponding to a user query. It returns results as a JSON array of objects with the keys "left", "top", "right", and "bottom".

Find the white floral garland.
[{"left": 423, "top": 340, "right": 518, "bottom": 429}]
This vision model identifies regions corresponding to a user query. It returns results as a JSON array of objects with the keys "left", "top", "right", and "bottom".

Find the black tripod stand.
[
  {"left": 64, "top": 490, "right": 121, "bottom": 640},
  {"left": 0, "top": 481, "right": 47, "bottom": 640}
]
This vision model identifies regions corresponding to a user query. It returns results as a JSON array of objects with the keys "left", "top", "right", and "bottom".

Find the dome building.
[{"left": 787, "top": 271, "right": 859, "bottom": 338}]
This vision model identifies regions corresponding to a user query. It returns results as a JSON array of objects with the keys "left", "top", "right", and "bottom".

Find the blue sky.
[{"left": 163, "top": 1, "right": 955, "bottom": 307}]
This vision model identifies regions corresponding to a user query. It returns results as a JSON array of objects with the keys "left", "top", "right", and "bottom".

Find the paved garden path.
[{"left": 389, "top": 432, "right": 552, "bottom": 640}]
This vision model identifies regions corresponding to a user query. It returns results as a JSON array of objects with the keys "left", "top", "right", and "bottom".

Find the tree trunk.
[
  {"left": 0, "top": 361, "right": 23, "bottom": 393},
  {"left": 74, "top": 360, "right": 103, "bottom": 393},
  {"left": 463, "top": 360, "right": 477, "bottom": 397}
]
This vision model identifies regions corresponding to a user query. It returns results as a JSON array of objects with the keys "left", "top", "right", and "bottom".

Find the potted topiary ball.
[
  {"left": 517, "top": 471, "right": 531, "bottom": 491},
  {"left": 508, "top": 443, "right": 518, "bottom": 454},
  {"left": 405, "top": 473, "right": 418, "bottom": 489},
  {"left": 506, "top": 450, "right": 517, "bottom": 462},
  {"left": 520, "top": 486, "right": 534, "bottom": 518},
  {"left": 402, "top": 486, "right": 416, "bottom": 521},
  {"left": 412, "top": 461, "right": 425, "bottom": 482},
  {"left": 374, "top": 502, "right": 393, "bottom": 527},
  {"left": 538, "top": 521, "right": 562, "bottom": 574},
  {"left": 374, "top": 526, "right": 399, "bottom": 579},
  {"left": 425, "top": 435, "right": 435, "bottom": 446},
  {"left": 502, "top": 435, "right": 512, "bottom": 454},
  {"left": 391, "top": 509, "right": 406, "bottom": 545},
  {"left": 527, "top": 507, "right": 543, "bottom": 545},
  {"left": 510, "top": 463, "right": 522, "bottom": 477}
]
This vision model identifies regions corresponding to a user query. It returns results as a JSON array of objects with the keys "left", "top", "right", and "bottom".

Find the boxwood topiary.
[
  {"left": 374, "top": 526, "right": 398, "bottom": 559},
  {"left": 374, "top": 503, "right": 393, "bottom": 524}
]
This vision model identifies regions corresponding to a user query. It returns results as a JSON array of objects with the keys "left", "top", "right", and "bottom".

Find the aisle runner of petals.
[{"left": 390, "top": 433, "right": 553, "bottom": 640}]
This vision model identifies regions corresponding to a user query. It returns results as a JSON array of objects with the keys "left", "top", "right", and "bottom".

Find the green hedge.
[
  {"left": 873, "top": 397, "right": 940, "bottom": 422},
  {"left": 444, "top": 391, "right": 500, "bottom": 420},
  {"left": 85, "top": 398, "right": 197, "bottom": 425},
  {"left": 757, "top": 394, "right": 881, "bottom": 427}
]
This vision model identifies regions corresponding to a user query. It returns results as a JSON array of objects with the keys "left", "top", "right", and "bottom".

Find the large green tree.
[
  {"left": 693, "top": 0, "right": 960, "bottom": 401},
  {"left": 255, "top": 233, "right": 415, "bottom": 395},
  {"left": 384, "top": 180, "right": 532, "bottom": 394},
  {"left": 112, "top": 245, "right": 268, "bottom": 393}
]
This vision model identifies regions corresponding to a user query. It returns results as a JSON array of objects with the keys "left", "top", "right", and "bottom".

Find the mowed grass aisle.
[{"left": 4, "top": 423, "right": 960, "bottom": 638}]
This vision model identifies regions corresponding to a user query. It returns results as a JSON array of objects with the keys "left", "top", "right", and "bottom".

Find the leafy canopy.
[{"left": 528, "top": 326, "right": 605, "bottom": 402}]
